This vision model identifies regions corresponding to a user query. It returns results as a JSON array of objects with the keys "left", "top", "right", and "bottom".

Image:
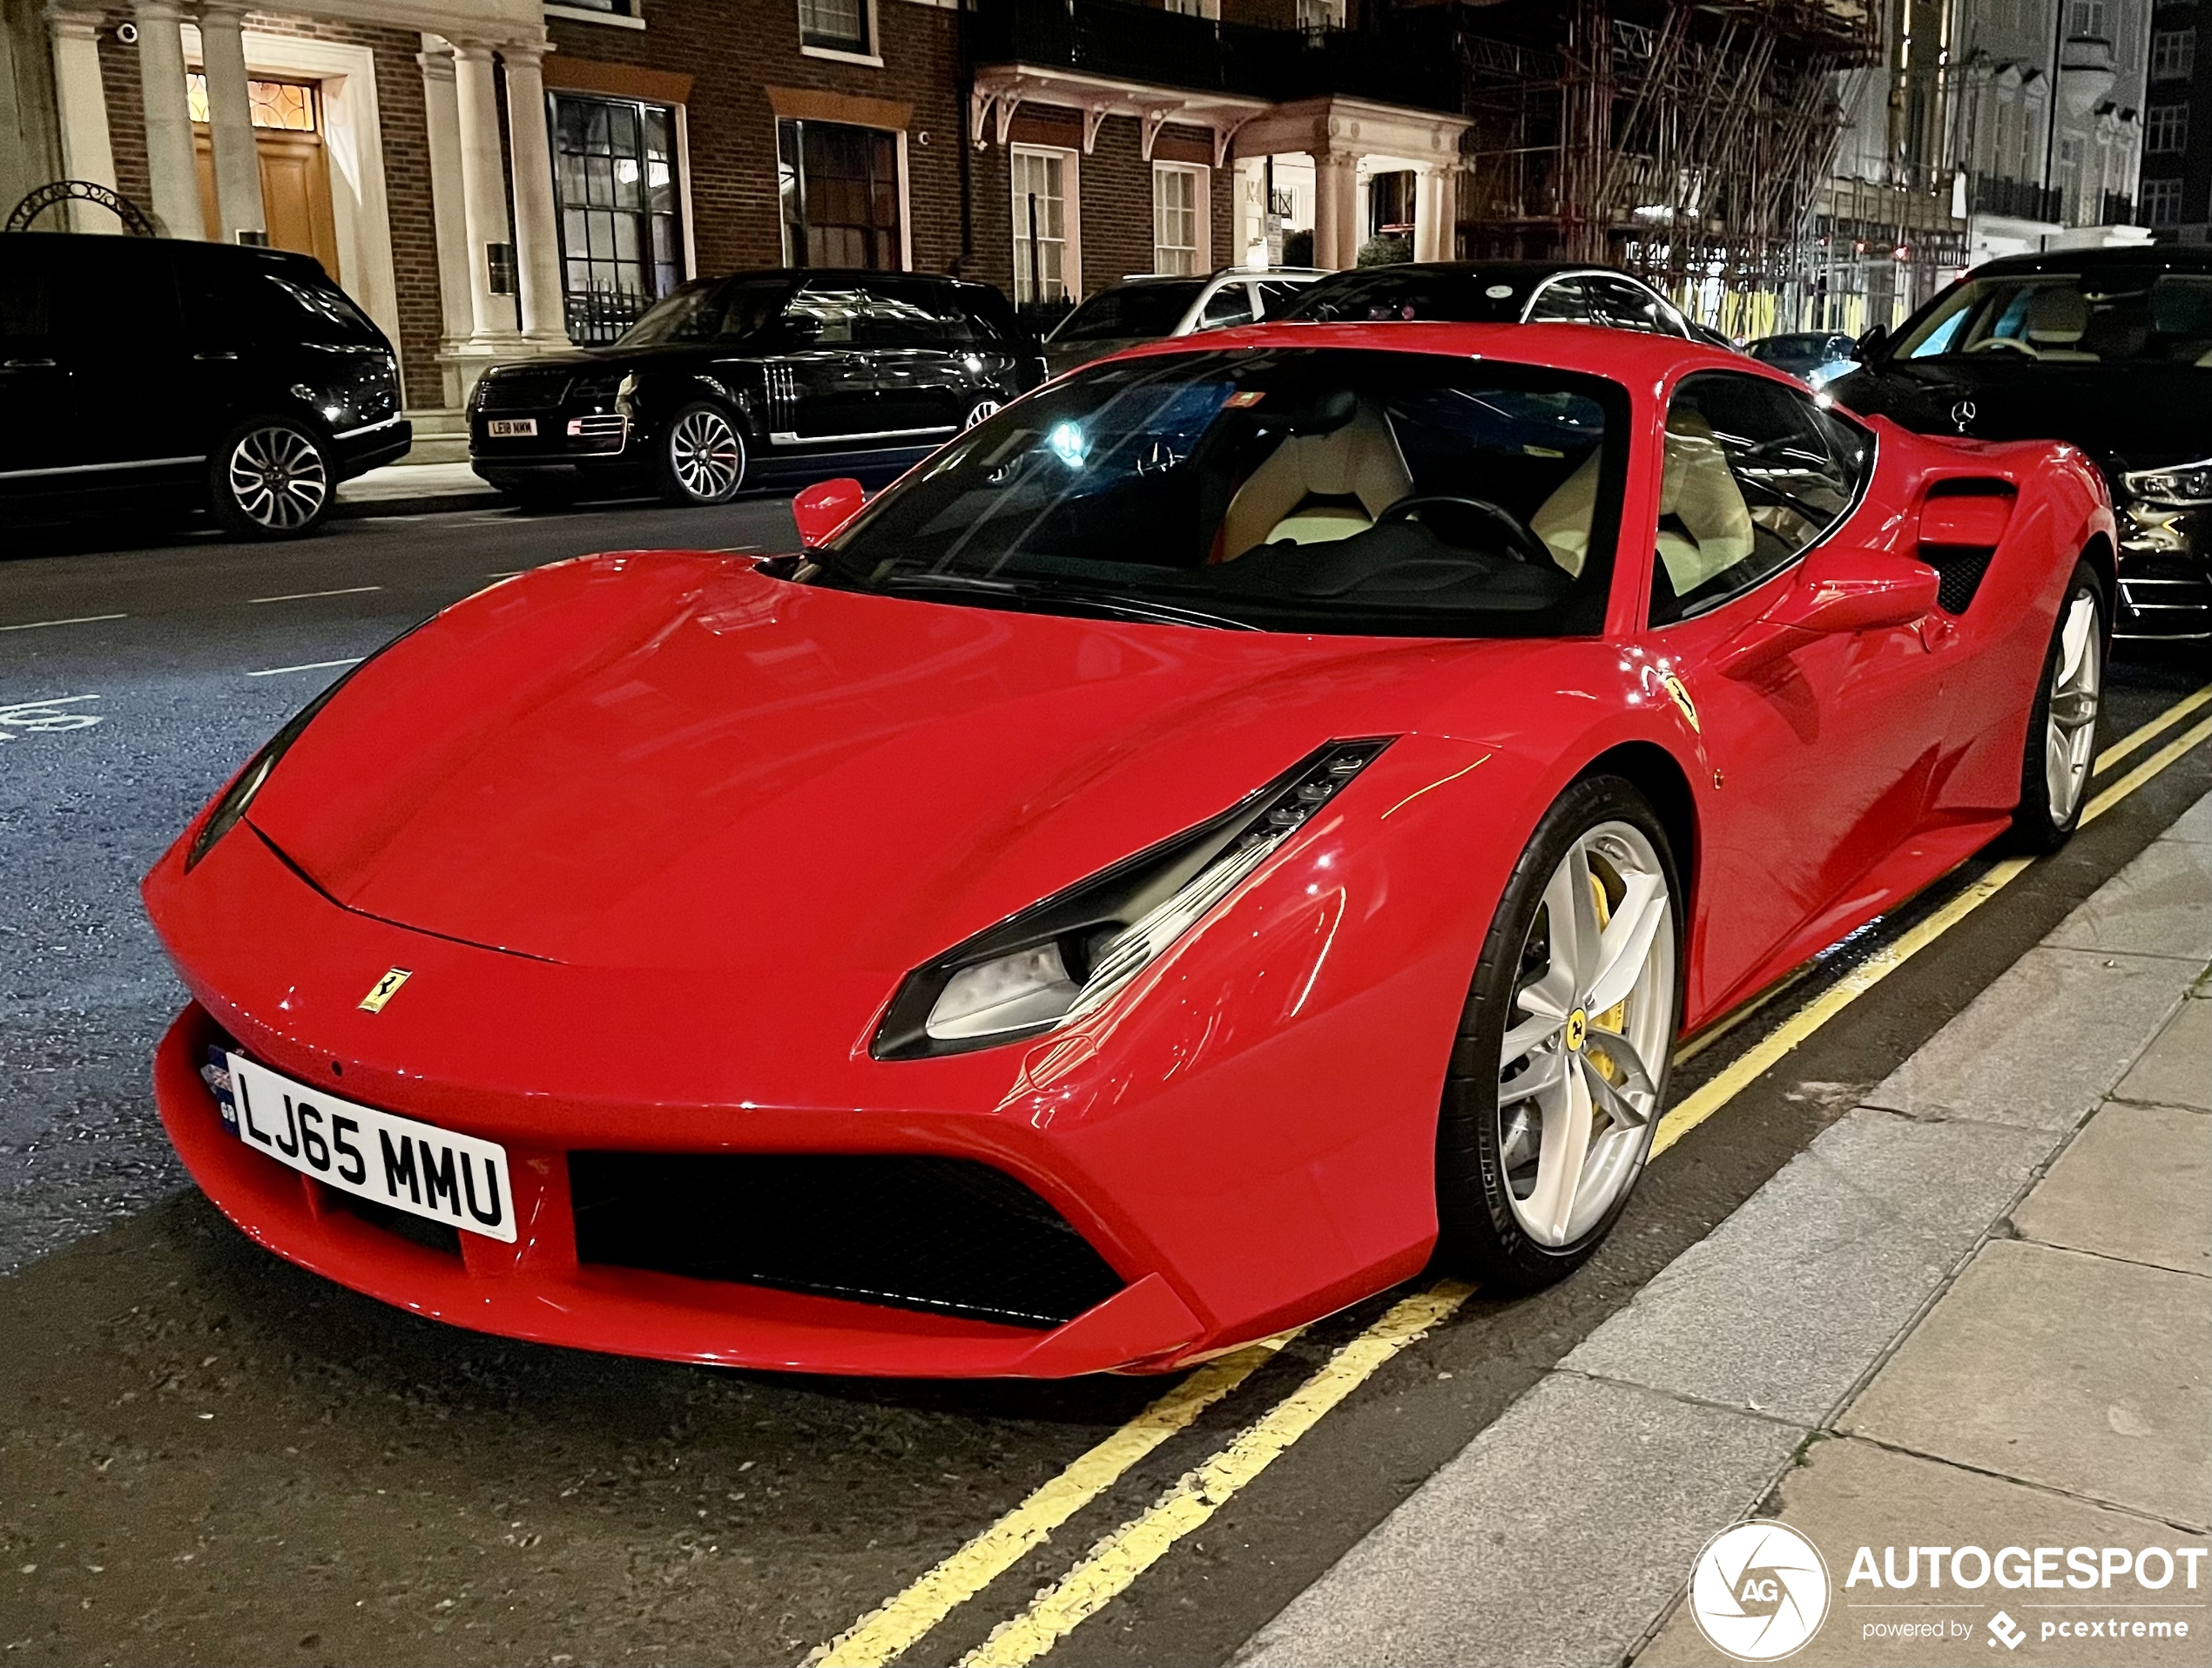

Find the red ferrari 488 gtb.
[{"left": 145, "top": 323, "right": 2112, "bottom": 1377}]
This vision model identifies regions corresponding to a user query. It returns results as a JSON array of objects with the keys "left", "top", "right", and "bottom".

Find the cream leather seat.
[
  {"left": 2024, "top": 286, "right": 2097, "bottom": 361},
  {"left": 1654, "top": 409, "right": 1755, "bottom": 597},
  {"left": 1219, "top": 400, "right": 1416, "bottom": 558},
  {"left": 1530, "top": 452, "right": 1601, "bottom": 576}
]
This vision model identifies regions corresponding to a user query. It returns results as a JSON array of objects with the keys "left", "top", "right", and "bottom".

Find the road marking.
[
  {"left": 959, "top": 1285, "right": 1474, "bottom": 1668},
  {"left": 810, "top": 680, "right": 2212, "bottom": 1668},
  {"left": 248, "top": 585, "right": 383, "bottom": 604},
  {"left": 0, "top": 612, "right": 126, "bottom": 632},
  {"left": 806, "top": 1335, "right": 1296, "bottom": 1668},
  {"left": 0, "top": 693, "right": 103, "bottom": 740},
  {"left": 246, "top": 657, "right": 364, "bottom": 679},
  {"left": 2096, "top": 685, "right": 2210, "bottom": 774}
]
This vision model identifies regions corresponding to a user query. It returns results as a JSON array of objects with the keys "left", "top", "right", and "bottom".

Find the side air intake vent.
[
  {"left": 568, "top": 1152, "right": 1125, "bottom": 1328},
  {"left": 1918, "top": 483, "right": 2018, "bottom": 616}
]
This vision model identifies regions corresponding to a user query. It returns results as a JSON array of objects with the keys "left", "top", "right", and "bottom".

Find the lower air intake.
[{"left": 568, "top": 1152, "right": 1125, "bottom": 1328}]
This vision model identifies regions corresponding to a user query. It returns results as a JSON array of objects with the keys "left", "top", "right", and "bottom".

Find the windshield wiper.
[{"left": 876, "top": 572, "right": 1256, "bottom": 631}]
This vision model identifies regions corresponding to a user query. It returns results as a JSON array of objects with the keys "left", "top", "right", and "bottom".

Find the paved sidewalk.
[
  {"left": 333, "top": 460, "right": 504, "bottom": 515},
  {"left": 1238, "top": 795, "right": 2211, "bottom": 1668}
]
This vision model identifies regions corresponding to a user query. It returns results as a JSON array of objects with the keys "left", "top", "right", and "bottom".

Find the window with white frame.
[
  {"left": 1011, "top": 146, "right": 1075, "bottom": 305},
  {"left": 2068, "top": 0, "right": 2106, "bottom": 35},
  {"left": 1294, "top": 0, "right": 1344, "bottom": 28},
  {"left": 1153, "top": 165, "right": 1205, "bottom": 274},
  {"left": 2147, "top": 103, "right": 2190, "bottom": 152},
  {"left": 779, "top": 118, "right": 903, "bottom": 267},
  {"left": 2141, "top": 177, "right": 2185, "bottom": 225},
  {"left": 799, "top": 0, "right": 871, "bottom": 55},
  {"left": 2151, "top": 28, "right": 2195, "bottom": 78},
  {"left": 1162, "top": 0, "right": 1220, "bottom": 14}
]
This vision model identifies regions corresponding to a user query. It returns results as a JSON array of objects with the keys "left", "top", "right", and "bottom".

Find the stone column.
[
  {"left": 1413, "top": 165, "right": 1454, "bottom": 261},
  {"left": 499, "top": 39, "right": 569, "bottom": 348},
  {"left": 45, "top": 7, "right": 117, "bottom": 229},
  {"left": 451, "top": 40, "right": 518, "bottom": 343},
  {"left": 132, "top": 0, "right": 201, "bottom": 238},
  {"left": 198, "top": 3, "right": 264, "bottom": 243},
  {"left": 418, "top": 39, "right": 476, "bottom": 400},
  {"left": 1312, "top": 151, "right": 1357, "bottom": 271}
]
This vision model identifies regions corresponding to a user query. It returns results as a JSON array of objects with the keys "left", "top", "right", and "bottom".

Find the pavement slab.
[
  {"left": 1639, "top": 1437, "right": 2212, "bottom": 1667},
  {"left": 2047, "top": 836, "right": 2212, "bottom": 963},
  {"left": 2013, "top": 1100, "right": 2212, "bottom": 1276},
  {"left": 1561, "top": 1109, "right": 2053, "bottom": 1426},
  {"left": 1232, "top": 1374, "right": 1804, "bottom": 1668},
  {"left": 1862, "top": 946, "right": 2190, "bottom": 1131},
  {"left": 2160, "top": 792, "right": 2212, "bottom": 846},
  {"left": 1840, "top": 1238, "right": 2212, "bottom": 1531},
  {"left": 2116, "top": 995, "right": 2212, "bottom": 1113}
]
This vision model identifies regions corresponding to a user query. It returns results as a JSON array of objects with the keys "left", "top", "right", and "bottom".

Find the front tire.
[
  {"left": 1435, "top": 776, "right": 1683, "bottom": 1292},
  {"left": 209, "top": 417, "right": 333, "bottom": 538},
  {"left": 961, "top": 395, "right": 1003, "bottom": 429},
  {"left": 2006, "top": 559, "right": 2106, "bottom": 854},
  {"left": 657, "top": 402, "right": 746, "bottom": 505}
]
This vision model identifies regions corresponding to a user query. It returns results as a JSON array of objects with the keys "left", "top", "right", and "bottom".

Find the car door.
[
  {"left": 771, "top": 280, "right": 876, "bottom": 440},
  {"left": 0, "top": 238, "right": 77, "bottom": 491},
  {"left": 860, "top": 277, "right": 968, "bottom": 436},
  {"left": 1635, "top": 370, "right": 1944, "bottom": 1015},
  {"left": 40, "top": 237, "right": 203, "bottom": 481}
]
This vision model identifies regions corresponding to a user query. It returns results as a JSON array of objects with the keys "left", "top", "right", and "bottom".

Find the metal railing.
[{"left": 1969, "top": 174, "right": 2062, "bottom": 223}]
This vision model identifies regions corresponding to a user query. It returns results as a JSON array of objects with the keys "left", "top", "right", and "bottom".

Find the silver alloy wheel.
[
  {"left": 226, "top": 425, "right": 327, "bottom": 532},
  {"left": 1497, "top": 820, "right": 1676, "bottom": 1247},
  {"left": 963, "top": 397, "right": 1002, "bottom": 429},
  {"left": 669, "top": 407, "right": 744, "bottom": 501},
  {"left": 2044, "top": 591, "right": 2102, "bottom": 827}
]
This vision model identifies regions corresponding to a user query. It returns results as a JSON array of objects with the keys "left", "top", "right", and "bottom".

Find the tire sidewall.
[
  {"left": 2008, "top": 558, "right": 2107, "bottom": 852},
  {"left": 1435, "top": 773, "right": 1685, "bottom": 1291},
  {"left": 658, "top": 402, "right": 746, "bottom": 505},
  {"left": 208, "top": 416, "right": 334, "bottom": 540}
]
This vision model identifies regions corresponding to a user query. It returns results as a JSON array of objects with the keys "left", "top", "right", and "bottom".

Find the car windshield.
[
  {"left": 805, "top": 348, "right": 1627, "bottom": 638},
  {"left": 1050, "top": 282, "right": 1208, "bottom": 343},
  {"left": 1892, "top": 271, "right": 2212, "bottom": 366},
  {"left": 620, "top": 278, "right": 792, "bottom": 346},
  {"left": 1277, "top": 270, "right": 1529, "bottom": 324},
  {"left": 1750, "top": 335, "right": 1831, "bottom": 362}
]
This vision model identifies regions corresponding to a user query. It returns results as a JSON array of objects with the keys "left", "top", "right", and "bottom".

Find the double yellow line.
[{"left": 810, "top": 684, "right": 2211, "bottom": 1668}]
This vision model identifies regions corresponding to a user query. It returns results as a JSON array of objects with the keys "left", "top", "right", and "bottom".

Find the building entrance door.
[{"left": 192, "top": 73, "right": 341, "bottom": 280}]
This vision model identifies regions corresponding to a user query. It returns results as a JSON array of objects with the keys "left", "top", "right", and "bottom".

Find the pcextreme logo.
[{"left": 1688, "top": 1521, "right": 1832, "bottom": 1661}]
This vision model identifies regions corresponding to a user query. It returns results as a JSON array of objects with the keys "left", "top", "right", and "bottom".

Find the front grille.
[
  {"left": 565, "top": 413, "right": 629, "bottom": 441},
  {"left": 1925, "top": 547, "right": 1995, "bottom": 615},
  {"left": 568, "top": 1152, "right": 1126, "bottom": 1328},
  {"left": 478, "top": 369, "right": 572, "bottom": 412},
  {"left": 331, "top": 1190, "right": 462, "bottom": 1256}
]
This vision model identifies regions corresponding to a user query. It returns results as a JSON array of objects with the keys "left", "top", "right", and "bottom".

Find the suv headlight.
[
  {"left": 873, "top": 739, "right": 1393, "bottom": 1058},
  {"left": 2121, "top": 459, "right": 2212, "bottom": 507}
]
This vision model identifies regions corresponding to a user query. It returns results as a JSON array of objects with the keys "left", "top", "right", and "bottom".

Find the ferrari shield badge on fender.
[
  {"left": 1660, "top": 671, "right": 1701, "bottom": 733},
  {"left": 359, "top": 968, "right": 412, "bottom": 1013}
]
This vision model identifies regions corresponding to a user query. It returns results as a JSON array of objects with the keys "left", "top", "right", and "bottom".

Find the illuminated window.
[
  {"left": 552, "top": 92, "right": 686, "bottom": 344},
  {"left": 184, "top": 72, "right": 318, "bottom": 131},
  {"left": 1153, "top": 165, "right": 1204, "bottom": 274}
]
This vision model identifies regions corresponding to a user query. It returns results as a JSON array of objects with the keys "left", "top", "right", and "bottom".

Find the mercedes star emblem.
[{"left": 1950, "top": 399, "right": 1977, "bottom": 431}]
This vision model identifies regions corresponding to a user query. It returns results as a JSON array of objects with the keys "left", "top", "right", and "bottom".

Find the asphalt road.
[{"left": 0, "top": 504, "right": 2206, "bottom": 1667}]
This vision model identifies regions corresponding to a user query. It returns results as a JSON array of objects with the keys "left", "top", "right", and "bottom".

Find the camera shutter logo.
[{"left": 1687, "top": 1520, "right": 1831, "bottom": 1661}]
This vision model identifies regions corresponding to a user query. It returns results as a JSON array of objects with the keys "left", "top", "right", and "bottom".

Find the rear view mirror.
[
  {"left": 793, "top": 477, "right": 865, "bottom": 549},
  {"left": 1718, "top": 545, "right": 1940, "bottom": 675}
]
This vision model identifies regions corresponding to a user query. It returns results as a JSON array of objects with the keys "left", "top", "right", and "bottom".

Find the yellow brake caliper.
[{"left": 1587, "top": 872, "right": 1628, "bottom": 1089}]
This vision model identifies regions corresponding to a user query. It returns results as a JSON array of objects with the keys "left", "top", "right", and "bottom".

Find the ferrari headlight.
[
  {"left": 874, "top": 739, "right": 1393, "bottom": 1058},
  {"left": 2121, "top": 459, "right": 2212, "bottom": 507}
]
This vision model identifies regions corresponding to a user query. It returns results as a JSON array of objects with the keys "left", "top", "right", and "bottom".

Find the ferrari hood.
[
  {"left": 246, "top": 553, "right": 1495, "bottom": 971},
  {"left": 1831, "top": 358, "right": 2212, "bottom": 470}
]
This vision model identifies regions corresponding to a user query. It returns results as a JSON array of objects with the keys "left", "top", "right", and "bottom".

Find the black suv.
[
  {"left": 469, "top": 269, "right": 1042, "bottom": 506},
  {"left": 0, "top": 231, "right": 409, "bottom": 537},
  {"left": 1829, "top": 247, "right": 2212, "bottom": 641}
]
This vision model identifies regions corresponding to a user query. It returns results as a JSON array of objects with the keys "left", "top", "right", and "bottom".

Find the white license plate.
[
  {"left": 487, "top": 418, "right": 536, "bottom": 437},
  {"left": 217, "top": 1051, "right": 516, "bottom": 1242}
]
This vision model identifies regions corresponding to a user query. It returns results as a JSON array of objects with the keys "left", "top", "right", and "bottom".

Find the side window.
[
  {"left": 1253, "top": 279, "right": 1307, "bottom": 315},
  {"left": 0, "top": 241, "right": 57, "bottom": 345},
  {"left": 1588, "top": 277, "right": 1669, "bottom": 334},
  {"left": 1650, "top": 373, "right": 1872, "bottom": 625},
  {"left": 1200, "top": 283, "right": 1255, "bottom": 328},
  {"left": 786, "top": 281, "right": 862, "bottom": 346},
  {"left": 1524, "top": 277, "right": 1590, "bottom": 323},
  {"left": 857, "top": 280, "right": 972, "bottom": 349},
  {"left": 45, "top": 241, "right": 179, "bottom": 347}
]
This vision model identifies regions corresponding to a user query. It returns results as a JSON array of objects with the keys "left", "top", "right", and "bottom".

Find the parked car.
[
  {"left": 150, "top": 321, "right": 2112, "bottom": 1375},
  {"left": 1746, "top": 331, "right": 1860, "bottom": 387},
  {"left": 0, "top": 231, "right": 408, "bottom": 537},
  {"left": 1278, "top": 260, "right": 1722, "bottom": 347},
  {"left": 468, "top": 270, "right": 1042, "bottom": 507},
  {"left": 1827, "top": 246, "right": 2212, "bottom": 641},
  {"left": 1042, "top": 268, "right": 1325, "bottom": 376}
]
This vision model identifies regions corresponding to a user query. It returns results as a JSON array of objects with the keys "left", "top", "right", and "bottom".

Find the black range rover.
[
  {"left": 1829, "top": 247, "right": 2212, "bottom": 641},
  {"left": 468, "top": 269, "right": 1042, "bottom": 505},
  {"left": 1, "top": 231, "right": 408, "bottom": 537}
]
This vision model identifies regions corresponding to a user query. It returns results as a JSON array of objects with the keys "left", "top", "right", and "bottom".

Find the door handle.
[
  {"left": 194, "top": 351, "right": 239, "bottom": 361},
  {"left": 2, "top": 357, "right": 56, "bottom": 368}
]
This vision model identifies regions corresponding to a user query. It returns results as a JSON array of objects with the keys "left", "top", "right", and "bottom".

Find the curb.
[{"left": 333, "top": 490, "right": 511, "bottom": 519}]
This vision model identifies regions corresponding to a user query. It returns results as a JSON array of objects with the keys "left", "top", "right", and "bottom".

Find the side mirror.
[
  {"left": 1853, "top": 325, "right": 1887, "bottom": 359},
  {"left": 1718, "top": 546, "right": 1940, "bottom": 676},
  {"left": 792, "top": 476, "right": 865, "bottom": 549}
]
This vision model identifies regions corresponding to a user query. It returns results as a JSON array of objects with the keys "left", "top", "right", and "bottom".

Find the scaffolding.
[{"left": 1455, "top": 0, "right": 1880, "bottom": 335}]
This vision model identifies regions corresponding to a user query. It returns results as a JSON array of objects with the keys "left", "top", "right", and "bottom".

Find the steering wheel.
[
  {"left": 1378, "top": 495, "right": 1551, "bottom": 565},
  {"left": 1967, "top": 336, "right": 2036, "bottom": 355}
]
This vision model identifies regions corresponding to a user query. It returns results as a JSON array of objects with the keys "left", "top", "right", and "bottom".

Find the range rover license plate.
[
  {"left": 487, "top": 418, "right": 536, "bottom": 437},
  {"left": 216, "top": 1050, "right": 516, "bottom": 1241}
]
